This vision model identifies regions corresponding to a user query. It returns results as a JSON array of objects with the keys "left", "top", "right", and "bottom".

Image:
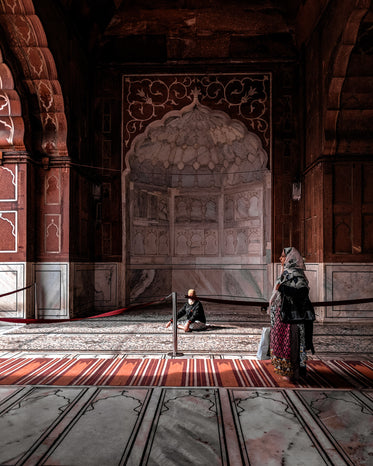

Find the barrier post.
[
  {"left": 34, "top": 283, "right": 38, "bottom": 320},
  {"left": 169, "top": 292, "right": 183, "bottom": 357}
]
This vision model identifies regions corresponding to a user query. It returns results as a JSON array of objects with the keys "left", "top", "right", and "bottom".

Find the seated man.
[{"left": 165, "top": 289, "right": 207, "bottom": 332}]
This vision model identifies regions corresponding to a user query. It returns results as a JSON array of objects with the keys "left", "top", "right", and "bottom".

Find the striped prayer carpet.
[{"left": 0, "top": 357, "right": 372, "bottom": 388}]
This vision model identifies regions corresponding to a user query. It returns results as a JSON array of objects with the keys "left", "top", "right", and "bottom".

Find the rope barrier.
[
  {"left": 312, "top": 297, "right": 373, "bottom": 307},
  {"left": 0, "top": 296, "right": 170, "bottom": 324},
  {"left": 194, "top": 295, "right": 373, "bottom": 309},
  {"left": 193, "top": 296, "right": 269, "bottom": 307},
  {"left": 0, "top": 286, "right": 372, "bottom": 324},
  {"left": 0, "top": 284, "right": 34, "bottom": 299}
]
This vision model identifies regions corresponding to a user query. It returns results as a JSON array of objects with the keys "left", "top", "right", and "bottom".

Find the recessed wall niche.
[{"left": 123, "top": 74, "right": 271, "bottom": 301}]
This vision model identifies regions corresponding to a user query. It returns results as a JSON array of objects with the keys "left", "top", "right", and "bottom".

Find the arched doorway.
[{"left": 123, "top": 97, "right": 271, "bottom": 303}]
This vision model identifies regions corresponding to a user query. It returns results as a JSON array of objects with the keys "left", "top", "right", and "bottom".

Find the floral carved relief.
[{"left": 124, "top": 74, "right": 271, "bottom": 157}]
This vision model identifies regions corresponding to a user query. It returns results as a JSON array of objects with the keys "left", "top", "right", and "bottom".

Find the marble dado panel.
[
  {"left": 273, "top": 262, "right": 373, "bottom": 322},
  {"left": 73, "top": 263, "right": 118, "bottom": 314},
  {"left": 0, "top": 211, "right": 17, "bottom": 252},
  {"left": 325, "top": 263, "right": 373, "bottom": 321},
  {"left": 129, "top": 268, "right": 172, "bottom": 302},
  {"left": 0, "top": 263, "right": 26, "bottom": 315},
  {"left": 273, "top": 262, "right": 320, "bottom": 304},
  {"left": 34, "top": 263, "right": 69, "bottom": 318},
  {"left": 129, "top": 266, "right": 268, "bottom": 302},
  {"left": 173, "top": 267, "right": 268, "bottom": 301}
]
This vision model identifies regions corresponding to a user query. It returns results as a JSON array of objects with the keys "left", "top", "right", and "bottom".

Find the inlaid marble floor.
[
  {"left": 0, "top": 304, "right": 372, "bottom": 465},
  {"left": 0, "top": 304, "right": 372, "bottom": 359},
  {"left": 0, "top": 385, "right": 372, "bottom": 465}
]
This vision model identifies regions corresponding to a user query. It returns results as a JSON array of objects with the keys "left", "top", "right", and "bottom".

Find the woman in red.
[{"left": 270, "top": 247, "right": 314, "bottom": 380}]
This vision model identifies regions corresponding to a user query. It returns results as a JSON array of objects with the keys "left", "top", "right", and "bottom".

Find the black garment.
[
  {"left": 176, "top": 300, "right": 206, "bottom": 324},
  {"left": 278, "top": 284, "right": 315, "bottom": 354}
]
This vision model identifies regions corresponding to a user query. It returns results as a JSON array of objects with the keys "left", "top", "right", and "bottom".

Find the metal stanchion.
[
  {"left": 34, "top": 283, "right": 38, "bottom": 320},
  {"left": 168, "top": 291, "right": 183, "bottom": 357}
]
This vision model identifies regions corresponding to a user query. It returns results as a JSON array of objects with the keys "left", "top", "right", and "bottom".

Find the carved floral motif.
[{"left": 124, "top": 74, "right": 271, "bottom": 155}]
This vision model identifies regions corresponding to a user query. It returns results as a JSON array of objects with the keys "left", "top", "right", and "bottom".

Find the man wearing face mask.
[{"left": 165, "top": 289, "right": 207, "bottom": 332}]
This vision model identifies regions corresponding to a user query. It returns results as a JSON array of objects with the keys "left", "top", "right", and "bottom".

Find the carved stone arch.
[
  {"left": 125, "top": 98, "right": 268, "bottom": 188},
  {"left": 0, "top": 0, "right": 67, "bottom": 156},
  {"left": 124, "top": 97, "right": 271, "bottom": 302},
  {"left": 324, "top": 0, "right": 370, "bottom": 155},
  {"left": 0, "top": 48, "right": 24, "bottom": 149}
]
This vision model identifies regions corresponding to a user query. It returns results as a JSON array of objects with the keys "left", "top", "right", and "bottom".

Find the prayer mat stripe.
[
  {"left": 324, "top": 360, "right": 372, "bottom": 388},
  {"left": 0, "top": 358, "right": 371, "bottom": 388}
]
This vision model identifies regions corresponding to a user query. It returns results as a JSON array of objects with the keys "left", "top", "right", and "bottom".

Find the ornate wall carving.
[
  {"left": 124, "top": 74, "right": 271, "bottom": 299},
  {"left": 0, "top": 1, "right": 67, "bottom": 156},
  {"left": 124, "top": 74, "right": 271, "bottom": 161}
]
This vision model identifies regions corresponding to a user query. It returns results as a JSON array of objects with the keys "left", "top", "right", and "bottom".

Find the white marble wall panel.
[
  {"left": 129, "top": 268, "right": 172, "bottom": 302},
  {"left": 273, "top": 262, "right": 320, "bottom": 301},
  {"left": 223, "top": 268, "right": 268, "bottom": 300},
  {"left": 172, "top": 266, "right": 268, "bottom": 300},
  {"left": 73, "top": 263, "right": 119, "bottom": 313},
  {"left": 303, "top": 263, "right": 321, "bottom": 303},
  {"left": 34, "top": 262, "right": 69, "bottom": 318},
  {"left": 272, "top": 262, "right": 373, "bottom": 322},
  {"left": 325, "top": 263, "right": 373, "bottom": 321},
  {"left": 94, "top": 264, "right": 118, "bottom": 308},
  {"left": 0, "top": 262, "right": 26, "bottom": 315}
]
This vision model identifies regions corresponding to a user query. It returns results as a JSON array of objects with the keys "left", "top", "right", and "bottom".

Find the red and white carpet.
[{"left": 0, "top": 356, "right": 372, "bottom": 388}]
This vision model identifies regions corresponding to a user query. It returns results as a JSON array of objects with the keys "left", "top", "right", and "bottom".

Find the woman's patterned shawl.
[
  {"left": 270, "top": 247, "right": 309, "bottom": 304},
  {"left": 280, "top": 247, "right": 309, "bottom": 289}
]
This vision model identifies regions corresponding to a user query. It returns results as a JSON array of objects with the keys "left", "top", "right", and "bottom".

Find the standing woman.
[{"left": 269, "top": 247, "right": 314, "bottom": 380}]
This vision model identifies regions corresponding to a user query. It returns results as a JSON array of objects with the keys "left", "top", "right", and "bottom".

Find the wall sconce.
[
  {"left": 92, "top": 184, "right": 102, "bottom": 201},
  {"left": 292, "top": 181, "right": 301, "bottom": 201}
]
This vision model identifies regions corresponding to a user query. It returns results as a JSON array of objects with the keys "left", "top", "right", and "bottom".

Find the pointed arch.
[
  {"left": 0, "top": 0, "right": 67, "bottom": 156},
  {"left": 324, "top": 0, "right": 370, "bottom": 155},
  {"left": 0, "top": 48, "right": 24, "bottom": 149}
]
